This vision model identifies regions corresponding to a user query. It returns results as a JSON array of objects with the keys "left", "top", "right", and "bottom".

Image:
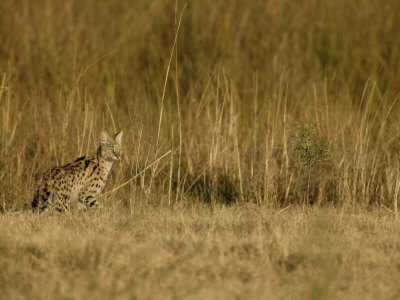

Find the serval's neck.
[{"left": 95, "top": 148, "right": 115, "bottom": 177}]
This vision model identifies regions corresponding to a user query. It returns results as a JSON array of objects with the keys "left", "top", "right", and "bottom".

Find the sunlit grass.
[
  {"left": 0, "top": 0, "right": 400, "bottom": 298},
  {"left": 0, "top": 205, "right": 399, "bottom": 299}
]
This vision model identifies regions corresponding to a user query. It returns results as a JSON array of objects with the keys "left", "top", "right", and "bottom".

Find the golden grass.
[
  {"left": 1, "top": 0, "right": 400, "bottom": 209},
  {"left": 1, "top": 205, "right": 400, "bottom": 299},
  {"left": 1, "top": 0, "right": 400, "bottom": 298}
]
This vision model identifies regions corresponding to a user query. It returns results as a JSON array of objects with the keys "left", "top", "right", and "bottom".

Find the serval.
[{"left": 32, "top": 131, "right": 123, "bottom": 214}]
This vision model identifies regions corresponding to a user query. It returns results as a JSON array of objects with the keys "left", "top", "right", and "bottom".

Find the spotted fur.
[{"left": 32, "top": 131, "right": 123, "bottom": 214}]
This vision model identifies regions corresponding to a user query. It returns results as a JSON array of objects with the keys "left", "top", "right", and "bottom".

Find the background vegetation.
[
  {"left": 1, "top": 0, "right": 400, "bottom": 209},
  {"left": 1, "top": 0, "right": 400, "bottom": 298}
]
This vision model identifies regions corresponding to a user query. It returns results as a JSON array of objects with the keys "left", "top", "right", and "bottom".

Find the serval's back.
[{"left": 32, "top": 131, "right": 123, "bottom": 214}]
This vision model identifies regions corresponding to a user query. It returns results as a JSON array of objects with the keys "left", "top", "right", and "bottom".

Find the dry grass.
[
  {"left": 1, "top": 205, "right": 400, "bottom": 299},
  {"left": 1, "top": 0, "right": 400, "bottom": 209},
  {"left": 1, "top": 0, "right": 400, "bottom": 298}
]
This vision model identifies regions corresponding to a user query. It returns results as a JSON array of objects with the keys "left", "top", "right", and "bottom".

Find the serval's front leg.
[{"left": 78, "top": 189, "right": 99, "bottom": 211}]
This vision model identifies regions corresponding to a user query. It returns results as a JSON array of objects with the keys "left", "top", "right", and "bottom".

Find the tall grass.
[{"left": 0, "top": 0, "right": 400, "bottom": 210}]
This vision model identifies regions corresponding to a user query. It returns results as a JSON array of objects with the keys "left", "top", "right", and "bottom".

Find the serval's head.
[{"left": 99, "top": 131, "right": 123, "bottom": 161}]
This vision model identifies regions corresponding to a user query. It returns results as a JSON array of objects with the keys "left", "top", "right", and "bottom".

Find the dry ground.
[{"left": 1, "top": 204, "right": 399, "bottom": 300}]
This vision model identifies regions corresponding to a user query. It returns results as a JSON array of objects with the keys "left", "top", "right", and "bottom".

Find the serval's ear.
[
  {"left": 100, "top": 131, "right": 111, "bottom": 145},
  {"left": 114, "top": 131, "right": 123, "bottom": 146}
]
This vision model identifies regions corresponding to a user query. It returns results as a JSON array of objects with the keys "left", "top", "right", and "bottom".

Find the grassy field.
[
  {"left": 1, "top": 205, "right": 400, "bottom": 299},
  {"left": 1, "top": 0, "right": 400, "bottom": 298}
]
